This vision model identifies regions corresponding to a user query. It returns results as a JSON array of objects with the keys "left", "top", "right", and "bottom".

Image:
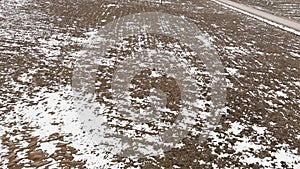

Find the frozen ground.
[{"left": 0, "top": 0, "right": 299, "bottom": 168}]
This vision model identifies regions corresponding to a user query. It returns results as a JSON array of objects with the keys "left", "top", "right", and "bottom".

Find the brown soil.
[{"left": 1, "top": 0, "right": 299, "bottom": 168}]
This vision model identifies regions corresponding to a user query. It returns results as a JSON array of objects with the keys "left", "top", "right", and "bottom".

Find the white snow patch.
[
  {"left": 106, "top": 4, "right": 118, "bottom": 8},
  {"left": 40, "top": 142, "right": 57, "bottom": 155},
  {"left": 270, "top": 146, "right": 300, "bottom": 168},
  {"left": 226, "top": 67, "right": 239, "bottom": 76},
  {"left": 9, "top": 85, "right": 120, "bottom": 167},
  {"left": 252, "top": 124, "right": 266, "bottom": 135},
  {"left": 275, "top": 91, "right": 288, "bottom": 98},
  {"left": 228, "top": 121, "right": 245, "bottom": 135},
  {"left": 224, "top": 46, "right": 250, "bottom": 55},
  {"left": 290, "top": 52, "right": 300, "bottom": 58},
  {"left": 195, "top": 35, "right": 211, "bottom": 47},
  {"left": 293, "top": 81, "right": 300, "bottom": 87}
]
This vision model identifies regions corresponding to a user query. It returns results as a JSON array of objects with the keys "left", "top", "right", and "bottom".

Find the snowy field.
[{"left": 0, "top": 0, "right": 299, "bottom": 168}]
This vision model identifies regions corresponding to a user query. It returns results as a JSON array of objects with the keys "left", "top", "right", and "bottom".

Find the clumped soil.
[{"left": 0, "top": 0, "right": 299, "bottom": 168}]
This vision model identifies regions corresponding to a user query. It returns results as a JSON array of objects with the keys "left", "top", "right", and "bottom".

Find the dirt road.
[{"left": 213, "top": 0, "right": 300, "bottom": 33}]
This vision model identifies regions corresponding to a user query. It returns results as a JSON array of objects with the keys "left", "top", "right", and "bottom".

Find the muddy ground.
[{"left": 0, "top": 0, "right": 299, "bottom": 168}]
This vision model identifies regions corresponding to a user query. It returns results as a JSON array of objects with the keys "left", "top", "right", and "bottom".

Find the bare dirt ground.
[
  {"left": 230, "top": 0, "right": 300, "bottom": 21},
  {"left": 1, "top": 0, "right": 300, "bottom": 168}
]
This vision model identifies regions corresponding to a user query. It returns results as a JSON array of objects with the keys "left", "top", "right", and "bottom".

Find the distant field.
[{"left": 230, "top": 0, "right": 300, "bottom": 21}]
